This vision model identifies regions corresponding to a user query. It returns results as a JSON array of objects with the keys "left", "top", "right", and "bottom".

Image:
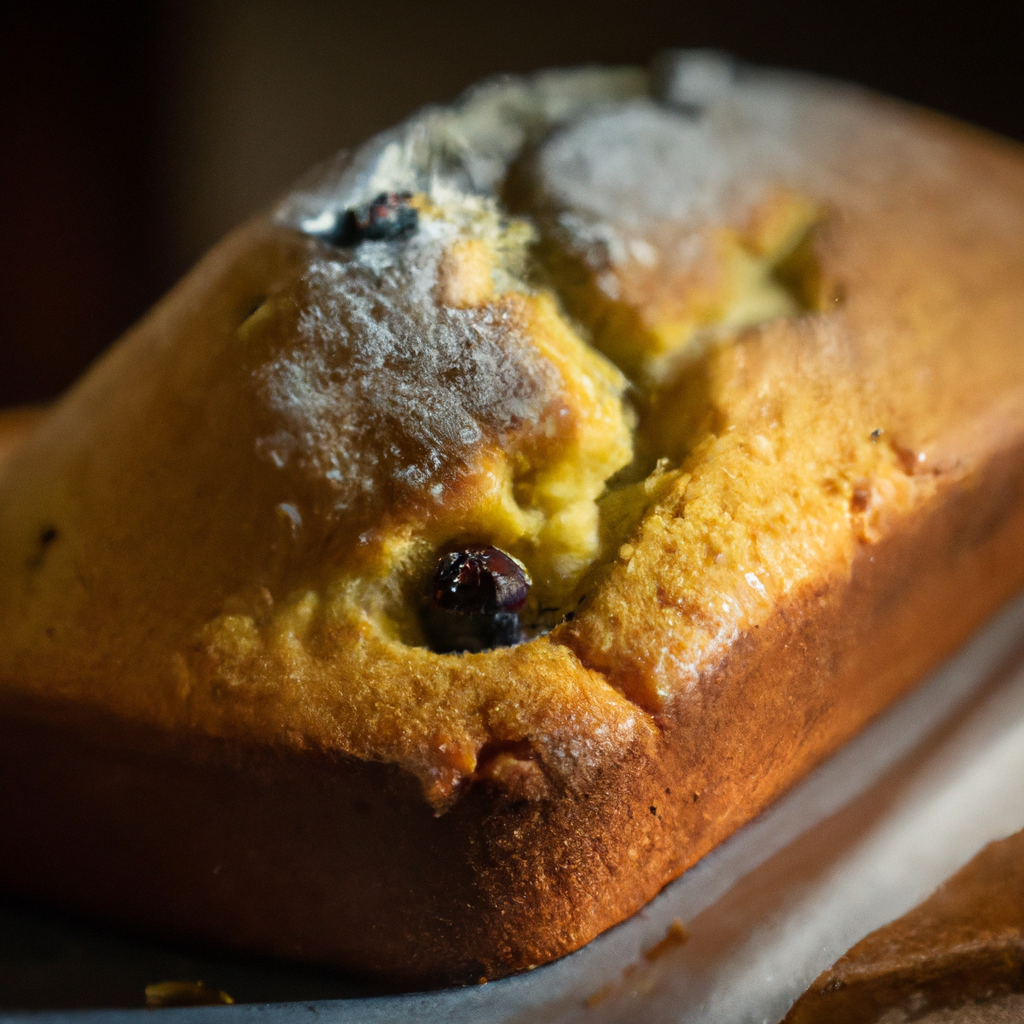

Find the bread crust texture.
[{"left": 3, "top": 53, "right": 1024, "bottom": 982}]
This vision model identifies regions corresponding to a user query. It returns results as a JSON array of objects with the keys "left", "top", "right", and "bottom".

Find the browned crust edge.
[{"left": 1, "top": 424, "right": 1023, "bottom": 984}]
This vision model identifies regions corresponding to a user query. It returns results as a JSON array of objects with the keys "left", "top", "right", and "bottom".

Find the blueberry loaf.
[{"left": 2, "top": 53, "right": 1024, "bottom": 983}]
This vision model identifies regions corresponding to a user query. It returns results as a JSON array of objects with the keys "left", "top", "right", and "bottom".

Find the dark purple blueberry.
[
  {"left": 423, "top": 546, "right": 531, "bottom": 654},
  {"left": 432, "top": 547, "right": 530, "bottom": 614},
  {"left": 319, "top": 192, "right": 418, "bottom": 247}
]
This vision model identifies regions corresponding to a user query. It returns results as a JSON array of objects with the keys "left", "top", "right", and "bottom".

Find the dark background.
[{"left": 1, "top": 1, "right": 1019, "bottom": 407}]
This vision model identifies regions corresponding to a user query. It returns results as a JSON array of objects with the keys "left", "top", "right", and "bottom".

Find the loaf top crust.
[{"left": 2, "top": 54, "right": 1024, "bottom": 808}]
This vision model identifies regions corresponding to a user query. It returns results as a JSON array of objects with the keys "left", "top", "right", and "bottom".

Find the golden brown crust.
[
  {"left": 2, "top": 59, "right": 1024, "bottom": 981},
  {"left": 1, "top": 423, "right": 1022, "bottom": 982}
]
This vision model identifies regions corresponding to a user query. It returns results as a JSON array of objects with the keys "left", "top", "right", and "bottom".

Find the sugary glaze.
[{"left": 2, "top": 54, "right": 1024, "bottom": 979}]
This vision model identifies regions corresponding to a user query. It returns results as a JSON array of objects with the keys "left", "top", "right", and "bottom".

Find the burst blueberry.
[
  {"left": 318, "top": 192, "right": 419, "bottom": 247},
  {"left": 423, "top": 546, "right": 531, "bottom": 654}
]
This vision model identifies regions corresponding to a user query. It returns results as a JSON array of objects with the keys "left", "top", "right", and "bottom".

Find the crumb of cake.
[
  {"left": 644, "top": 918, "right": 689, "bottom": 961},
  {"left": 144, "top": 981, "right": 233, "bottom": 1008}
]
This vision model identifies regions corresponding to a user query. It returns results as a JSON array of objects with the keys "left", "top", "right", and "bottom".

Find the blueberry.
[
  {"left": 316, "top": 192, "right": 418, "bottom": 247},
  {"left": 423, "top": 546, "right": 531, "bottom": 654}
]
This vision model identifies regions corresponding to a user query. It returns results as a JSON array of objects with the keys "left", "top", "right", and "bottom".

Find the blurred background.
[{"left": 1, "top": 1, "right": 1018, "bottom": 408}]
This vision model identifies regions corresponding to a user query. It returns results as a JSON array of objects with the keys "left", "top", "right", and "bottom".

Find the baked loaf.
[
  {"left": 3, "top": 52, "right": 1024, "bottom": 984},
  {"left": 784, "top": 828, "right": 1024, "bottom": 1023}
]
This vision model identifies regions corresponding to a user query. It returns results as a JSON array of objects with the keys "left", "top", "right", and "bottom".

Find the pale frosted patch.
[
  {"left": 275, "top": 52, "right": 965, "bottom": 280},
  {"left": 628, "top": 237, "right": 659, "bottom": 267},
  {"left": 366, "top": 135, "right": 423, "bottom": 197},
  {"left": 255, "top": 230, "right": 560, "bottom": 514},
  {"left": 558, "top": 211, "right": 629, "bottom": 267},
  {"left": 652, "top": 618, "right": 742, "bottom": 699},
  {"left": 533, "top": 55, "right": 969, "bottom": 284},
  {"left": 299, "top": 209, "right": 336, "bottom": 235},
  {"left": 597, "top": 271, "right": 621, "bottom": 300},
  {"left": 536, "top": 93, "right": 802, "bottom": 238},
  {"left": 744, "top": 571, "right": 768, "bottom": 599},
  {"left": 276, "top": 503, "right": 302, "bottom": 531},
  {"left": 274, "top": 66, "right": 648, "bottom": 233}
]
